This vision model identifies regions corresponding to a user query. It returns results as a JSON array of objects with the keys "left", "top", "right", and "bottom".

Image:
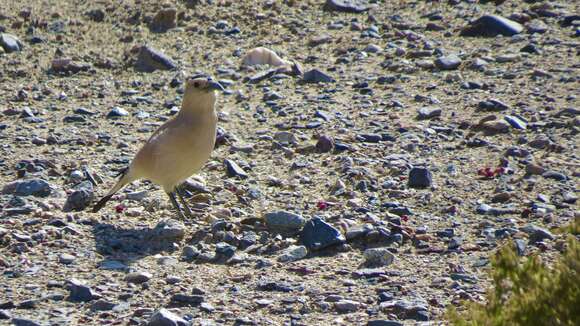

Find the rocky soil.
[{"left": 0, "top": 0, "right": 579, "bottom": 325}]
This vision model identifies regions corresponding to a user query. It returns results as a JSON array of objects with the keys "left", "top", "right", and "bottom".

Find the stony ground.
[{"left": 0, "top": 0, "right": 579, "bottom": 325}]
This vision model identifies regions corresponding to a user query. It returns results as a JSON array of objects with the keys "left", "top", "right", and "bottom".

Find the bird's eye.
[{"left": 193, "top": 81, "right": 200, "bottom": 88}]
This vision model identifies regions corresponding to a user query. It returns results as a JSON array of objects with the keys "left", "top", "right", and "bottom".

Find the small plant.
[{"left": 448, "top": 220, "right": 579, "bottom": 326}]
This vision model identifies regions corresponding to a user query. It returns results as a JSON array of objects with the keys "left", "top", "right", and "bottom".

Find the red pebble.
[
  {"left": 401, "top": 215, "right": 409, "bottom": 222},
  {"left": 115, "top": 204, "right": 125, "bottom": 213},
  {"left": 317, "top": 201, "right": 328, "bottom": 210}
]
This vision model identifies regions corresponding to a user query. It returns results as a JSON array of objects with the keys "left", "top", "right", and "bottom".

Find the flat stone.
[
  {"left": 224, "top": 159, "right": 248, "bottom": 179},
  {"left": 363, "top": 248, "right": 395, "bottom": 267},
  {"left": 278, "top": 245, "right": 308, "bottom": 262},
  {"left": 417, "top": 107, "right": 442, "bottom": 119},
  {"left": 147, "top": 308, "right": 188, "bottom": 326},
  {"left": 461, "top": 15, "right": 523, "bottom": 37},
  {"left": 335, "top": 299, "right": 361, "bottom": 313},
  {"left": 11, "top": 318, "right": 41, "bottom": 326},
  {"left": 125, "top": 271, "right": 152, "bottom": 284},
  {"left": 300, "top": 216, "right": 345, "bottom": 250},
  {"left": 303, "top": 69, "right": 335, "bottom": 83},
  {"left": 67, "top": 278, "right": 97, "bottom": 302},
  {"left": 264, "top": 211, "right": 306, "bottom": 235},
  {"left": 107, "top": 106, "right": 129, "bottom": 118},
  {"left": 0, "top": 33, "right": 23, "bottom": 52},
  {"left": 504, "top": 115, "right": 527, "bottom": 129},
  {"left": 150, "top": 8, "right": 177, "bottom": 32},
  {"left": 408, "top": 167, "right": 432, "bottom": 189},
  {"left": 367, "top": 321, "right": 404, "bottom": 326},
  {"left": 434, "top": 54, "right": 461, "bottom": 70},
  {"left": 135, "top": 46, "right": 176, "bottom": 72},
  {"left": 2, "top": 179, "right": 53, "bottom": 197},
  {"left": 64, "top": 181, "right": 95, "bottom": 211},
  {"left": 170, "top": 294, "right": 204, "bottom": 306},
  {"left": 324, "top": 0, "right": 371, "bottom": 13},
  {"left": 59, "top": 253, "right": 75, "bottom": 264}
]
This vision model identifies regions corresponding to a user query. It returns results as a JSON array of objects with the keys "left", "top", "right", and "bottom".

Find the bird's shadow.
[{"left": 92, "top": 221, "right": 181, "bottom": 267}]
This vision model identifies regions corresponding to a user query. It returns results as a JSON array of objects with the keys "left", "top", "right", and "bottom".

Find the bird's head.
[{"left": 182, "top": 76, "right": 224, "bottom": 113}]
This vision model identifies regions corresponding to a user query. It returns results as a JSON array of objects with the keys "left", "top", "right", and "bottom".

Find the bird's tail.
[{"left": 93, "top": 167, "right": 134, "bottom": 213}]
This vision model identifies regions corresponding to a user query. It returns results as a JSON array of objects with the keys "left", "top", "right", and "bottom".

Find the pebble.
[
  {"left": 64, "top": 181, "right": 95, "bottom": 211},
  {"left": 170, "top": 294, "right": 204, "bottom": 306},
  {"left": 303, "top": 69, "right": 335, "bottom": 83},
  {"left": 148, "top": 308, "right": 188, "bottom": 326},
  {"left": 2, "top": 179, "right": 52, "bottom": 197},
  {"left": 67, "top": 278, "right": 97, "bottom": 302},
  {"left": 300, "top": 216, "right": 346, "bottom": 250},
  {"left": 323, "top": 0, "right": 371, "bottom": 13},
  {"left": 125, "top": 271, "right": 152, "bottom": 284},
  {"left": 417, "top": 107, "right": 442, "bottom": 119},
  {"left": 461, "top": 15, "right": 523, "bottom": 37},
  {"left": 264, "top": 211, "right": 306, "bottom": 235},
  {"left": 335, "top": 299, "right": 361, "bottom": 313},
  {"left": 11, "top": 318, "right": 41, "bottom": 326},
  {"left": 504, "top": 115, "right": 527, "bottom": 129},
  {"left": 224, "top": 159, "right": 248, "bottom": 179},
  {"left": 363, "top": 248, "right": 395, "bottom": 267},
  {"left": 150, "top": 8, "right": 177, "bottom": 32},
  {"left": 408, "top": 167, "right": 432, "bottom": 189},
  {"left": 434, "top": 54, "right": 461, "bottom": 70},
  {"left": 278, "top": 245, "right": 308, "bottom": 262},
  {"left": 59, "top": 253, "right": 76, "bottom": 265},
  {"left": 367, "top": 321, "right": 403, "bottom": 326},
  {"left": 0, "top": 33, "right": 23, "bottom": 52},
  {"left": 135, "top": 46, "right": 176, "bottom": 72},
  {"left": 107, "top": 106, "right": 129, "bottom": 118},
  {"left": 316, "top": 135, "right": 335, "bottom": 152}
]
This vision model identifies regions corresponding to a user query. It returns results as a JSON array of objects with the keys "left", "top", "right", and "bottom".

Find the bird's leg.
[
  {"left": 167, "top": 191, "right": 185, "bottom": 219},
  {"left": 176, "top": 185, "right": 194, "bottom": 218}
]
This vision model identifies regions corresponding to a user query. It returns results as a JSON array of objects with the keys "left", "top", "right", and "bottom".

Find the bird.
[{"left": 93, "top": 76, "right": 224, "bottom": 218}]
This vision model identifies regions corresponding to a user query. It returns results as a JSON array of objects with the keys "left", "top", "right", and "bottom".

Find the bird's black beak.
[{"left": 207, "top": 81, "right": 224, "bottom": 92}]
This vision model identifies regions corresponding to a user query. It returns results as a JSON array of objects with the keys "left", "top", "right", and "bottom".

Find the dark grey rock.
[
  {"left": 380, "top": 299, "right": 429, "bottom": 321},
  {"left": 434, "top": 54, "right": 461, "bottom": 70},
  {"left": 107, "top": 106, "right": 129, "bottom": 118},
  {"left": 316, "top": 135, "right": 335, "bottom": 152},
  {"left": 504, "top": 115, "right": 527, "bottom": 129},
  {"left": 358, "top": 133, "right": 382, "bottom": 143},
  {"left": 64, "top": 181, "right": 94, "bottom": 211},
  {"left": 135, "top": 46, "right": 176, "bottom": 72},
  {"left": 417, "top": 107, "right": 442, "bottom": 119},
  {"left": 150, "top": 8, "right": 177, "bottom": 32},
  {"left": 11, "top": 318, "right": 41, "bottom": 326},
  {"left": 303, "top": 69, "right": 335, "bottom": 83},
  {"left": 408, "top": 167, "right": 432, "bottom": 188},
  {"left": 521, "top": 225, "right": 554, "bottom": 243},
  {"left": 461, "top": 15, "right": 523, "bottom": 37},
  {"left": 2, "top": 179, "right": 52, "bottom": 197},
  {"left": 224, "top": 159, "right": 248, "bottom": 179},
  {"left": 264, "top": 211, "right": 306, "bottom": 235},
  {"left": 170, "top": 294, "right": 204, "bottom": 306},
  {"left": 542, "top": 171, "right": 568, "bottom": 181},
  {"left": 514, "top": 239, "right": 526, "bottom": 256},
  {"left": 0, "top": 33, "right": 23, "bottom": 52},
  {"left": 147, "top": 309, "right": 188, "bottom": 326},
  {"left": 367, "top": 320, "right": 403, "bottom": 326},
  {"left": 67, "top": 278, "right": 97, "bottom": 302},
  {"left": 478, "top": 99, "right": 509, "bottom": 111},
  {"left": 323, "top": 0, "right": 371, "bottom": 13},
  {"left": 0, "top": 310, "right": 10, "bottom": 320},
  {"left": 300, "top": 216, "right": 345, "bottom": 250},
  {"left": 91, "top": 299, "right": 116, "bottom": 311},
  {"left": 125, "top": 271, "right": 152, "bottom": 284},
  {"left": 363, "top": 248, "right": 395, "bottom": 267},
  {"left": 85, "top": 9, "right": 105, "bottom": 22}
]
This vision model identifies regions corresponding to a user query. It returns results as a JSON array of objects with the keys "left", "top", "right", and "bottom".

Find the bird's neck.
[{"left": 179, "top": 93, "right": 216, "bottom": 118}]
